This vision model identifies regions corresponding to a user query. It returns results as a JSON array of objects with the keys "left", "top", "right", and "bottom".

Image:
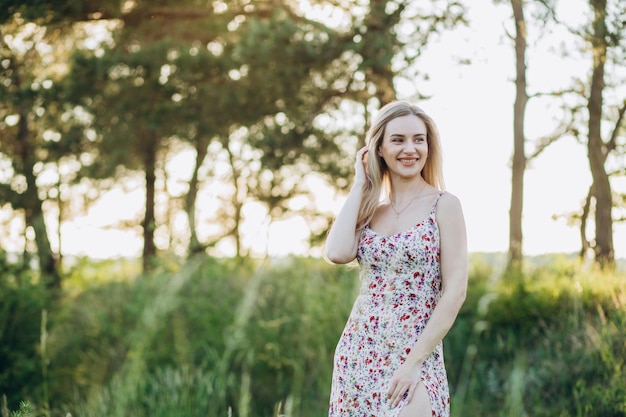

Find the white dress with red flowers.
[{"left": 329, "top": 192, "right": 449, "bottom": 417}]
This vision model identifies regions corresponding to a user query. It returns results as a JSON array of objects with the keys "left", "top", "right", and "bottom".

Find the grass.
[
  {"left": 1, "top": 399, "right": 32, "bottom": 417},
  {"left": 2, "top": 254, "right": 625, "bottom": 416}
]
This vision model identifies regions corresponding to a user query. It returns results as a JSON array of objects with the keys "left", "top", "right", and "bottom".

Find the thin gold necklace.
[{"left": 390, "top": 182, "right": 427, "bottom": 219}]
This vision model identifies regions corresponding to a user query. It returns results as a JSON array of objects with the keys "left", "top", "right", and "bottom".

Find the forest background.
[{"left": 1, "top": 0, "right": 625, "bottom": 416}]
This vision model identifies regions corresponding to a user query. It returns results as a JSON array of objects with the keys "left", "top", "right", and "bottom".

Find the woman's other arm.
[
  {"left": 387, "top": 192, "right": 468, "bottom": 406},
  {"left": 409, "top": 192, "right": 468, "bottom": 361}
]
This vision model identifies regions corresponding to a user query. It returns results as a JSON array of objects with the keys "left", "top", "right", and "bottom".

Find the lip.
[{"left": 398, "top": 158, "right": 418, "bottom": 164}]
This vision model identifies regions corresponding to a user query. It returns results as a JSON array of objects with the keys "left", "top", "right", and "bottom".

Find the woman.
[{"left": 325, "top": 100, "right": 468, "bottom": 417}]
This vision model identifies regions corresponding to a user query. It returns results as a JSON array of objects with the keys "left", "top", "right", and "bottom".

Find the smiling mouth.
[{"left": 399, "top": 158, "right": 417, "bottom": 163}]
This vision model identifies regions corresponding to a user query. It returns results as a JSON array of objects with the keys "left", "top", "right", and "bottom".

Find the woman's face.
[{"left": 377, "top": 114, "right": 428, "bottom": 180}]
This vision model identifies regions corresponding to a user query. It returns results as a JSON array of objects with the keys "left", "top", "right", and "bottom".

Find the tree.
[
  {"left": 6, "top": 0, "right": 469, "bottom": 266},
  {"left": 503, "top": 0, "right": 563, "bottom": 268},
  {"left": 0, "top": 16, "right": 66, "bottom": 289},
  {"left": 227, "top": 0, "right": 468, "bottom": 256},
  {"left": 498, "top": 0, "right": 626, "bottom": 269},
  {"left": 357, "top": 1, "right": 467, "bottom": 106},
  {"left": 0, "top": 0, "right": 129, "bottom": 286},
  {"left": 217, "top": 9, "right": 354, "bottom": 257},
  {"left": 555, "top": 0, "right": 626, "bottom": 267},
  {"left": 64, "top": 1, "right": 355, "bottom": 260},
  {"left": 65, "top": 0, "right": 243, "bottom": 268},
  {"left": 584, "top": 0, "right": 619, "bottom": 267},
  {"left": 68, "top": 42, "right": 183, "bottom": 272},
  {"left": 507, "top": 0, "right": 529, "bottom": 268}
]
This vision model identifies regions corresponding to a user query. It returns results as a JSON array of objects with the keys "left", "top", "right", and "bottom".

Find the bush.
[
  {"left": 0, "top": 254, "right": 47, "bottom": 411},
  {"left": 447, "top": 259, "right": 626, "bottom": 417},
  {"left": 4, "top": 254, "right": 625, "bottom": 416},
  {"left": 1, "top": 400, "right": 33, "bottom": 417},
  {"left": 45, "top": 256, "right": 357, "bottom": 417}
]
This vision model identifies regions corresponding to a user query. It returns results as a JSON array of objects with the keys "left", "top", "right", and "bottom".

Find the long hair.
[{"left": 355, "top": 101, "right": 445, "bottom": 231}]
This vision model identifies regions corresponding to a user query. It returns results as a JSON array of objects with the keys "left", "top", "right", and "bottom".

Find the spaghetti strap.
[{"left": 430, "top": 191, "right": 445, "bottom": 214}]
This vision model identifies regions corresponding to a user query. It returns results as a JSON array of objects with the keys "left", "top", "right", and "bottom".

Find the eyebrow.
[{"left": 388, "top": 133, "right": 426, "bottom": 138}]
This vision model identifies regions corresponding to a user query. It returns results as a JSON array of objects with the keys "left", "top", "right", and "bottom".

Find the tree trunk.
[
  {"left": 579, "top": 185, "right": 593, "bottom": 259},
  {"left": 508, "top": 0, "right": 528, "bottom": 269},
  {"left": 17, "top": 111, "right": 60, "bottom": 290},
  {"left": 185, "top": 138, "right": 208, "bottom": 255},
  {"left": 56, "top": 162, "right": 64, "bottom": 274},
  {"left": 587, "top": 0, "right": 614, "bottom": 268},
  {"left": 225, "top": 143, "right": 244, "bottom": 258},
  {"left": 142, "top": 138, "right": 158, "bottom": 273},
  {"left": 232, "top": 198, "right": 243, "bottom": 259}
]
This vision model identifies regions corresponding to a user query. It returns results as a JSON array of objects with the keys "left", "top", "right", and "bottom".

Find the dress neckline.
[
  {"left": 365, "top": 216, "right": 430, "bottom": 239},
  {"left": 365, "top": 192, "right": 443, "bottom": 239}
]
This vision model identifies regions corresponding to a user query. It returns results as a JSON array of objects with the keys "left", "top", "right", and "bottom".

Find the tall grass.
[
  {"left": 1, "top": 399, "right": 32, "bottom": 417},
  {"left": 47, "top": 256, "right": 357, "bottom": 417},
  {"left": 447, "top": 257, "right": 626, "bottom": 416},
  {"left": 2, "top": 254, "right": 625, "bottom": 416}
]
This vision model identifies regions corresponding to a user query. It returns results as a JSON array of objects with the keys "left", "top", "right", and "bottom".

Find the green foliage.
[
  {"left": 448, "top": 259, "right": 626, "bottom": 417},
  {"left": 3, "top": 254, "right": 626, "bottom": 416},
  {"left": 39, "top": 256, "right": 357, "bottom": 416},
  {"left": 1, "top": 0, "right": 472, "bottom": 270},
  {"left": 0, "top": 0, "right": 71, "bottom": 24},
  {"left": 232, "top": 258, "right": 357, "bottom": 415},
  {"left": 43, "top": 257, "right": 356, "bottom": 417},
  {"left": 59, "top": 1, "right": 361, "bottom": 260},
  {"left": 2, "top": 400, "right": 32, "bottom": 417},
  {"left": 0, "top": 254, "right": 47, "bottom": 411},
  {"left": 0, "top": 0, "right": 121, "bottom": 25}
]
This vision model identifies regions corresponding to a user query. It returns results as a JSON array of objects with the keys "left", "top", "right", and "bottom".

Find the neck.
[{"left": 390, "top": 177, "right": 427, "bottom": 202}]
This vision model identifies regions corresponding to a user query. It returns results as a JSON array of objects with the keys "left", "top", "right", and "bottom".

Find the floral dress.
[{"left": 329, "top": 192, "right": 449, "bottom": 417}]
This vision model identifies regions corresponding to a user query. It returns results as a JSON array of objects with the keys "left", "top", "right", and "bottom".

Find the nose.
[{"left": 403, "top": 141, "right": 417, "bottom": 153}]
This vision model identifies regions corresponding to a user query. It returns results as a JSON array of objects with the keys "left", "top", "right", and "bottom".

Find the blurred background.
[{"left": 0, "top": 0, "right": 625, "bottom": 416}]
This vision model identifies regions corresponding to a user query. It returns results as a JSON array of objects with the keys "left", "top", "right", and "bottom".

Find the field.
[{"left": 1, "top": 253, "right": 625, "bottom": 416}]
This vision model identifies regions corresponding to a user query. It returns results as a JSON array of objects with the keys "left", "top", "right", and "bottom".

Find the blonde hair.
[{"left": 356, "top": 101, "right": 445, "bottom": 230}]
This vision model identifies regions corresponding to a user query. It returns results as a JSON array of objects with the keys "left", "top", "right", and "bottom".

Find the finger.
[
  {"left": 355, "top": 147, "right": 368, "bottom": 169},
  {"left": 404, "top": 382, "right": 417, "bottom": 404},
  {"left": 391, "top": 390, "right": 399, "bottom": 407},
  {"left": 386, "top": 381, "right": 396, "bottom": 400},
  {"left": 392, "top": 387, "right": 406, "bottom": 407},
  {"left": 388, "top": 385, "right": 401, "bottom": 407},
  {"left": 387, "top": 386, "right": 398, "bottom": 406}
]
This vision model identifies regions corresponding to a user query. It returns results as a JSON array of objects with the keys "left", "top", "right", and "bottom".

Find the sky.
[{"left": 4, "top": 0, "right": 624, "bottom": 260}]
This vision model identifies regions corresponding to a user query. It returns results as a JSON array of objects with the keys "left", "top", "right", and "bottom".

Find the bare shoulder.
[
  {"left": 437, "top": 192, "right": 463, "bottom": 213},
  {"left": 436, "top": 192, "right": 465, "bottom": 225}
]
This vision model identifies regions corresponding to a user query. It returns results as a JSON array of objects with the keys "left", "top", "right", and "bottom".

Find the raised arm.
[{"left": 324, "top": 147, "right": 369, "bottom": 264}]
